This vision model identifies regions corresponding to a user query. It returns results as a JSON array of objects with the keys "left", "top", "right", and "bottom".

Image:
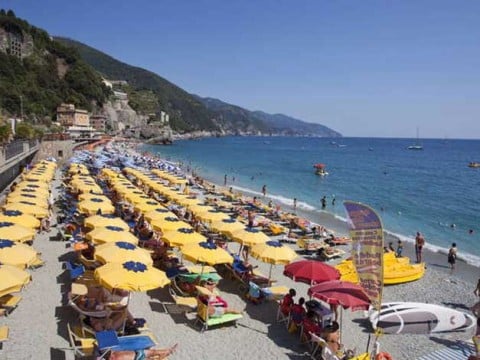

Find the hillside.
[
  {"left": 0, "top": 10, "right": 110, "bottom": 123},
  {"left": 197, "top": 97, "right": 342, "bottom": 137},
  {"left": 55, "top": 37, "right": 219, "bottom": 132},
  {"left": 56, "top": 37, "right": 341, "bottom": 137}
]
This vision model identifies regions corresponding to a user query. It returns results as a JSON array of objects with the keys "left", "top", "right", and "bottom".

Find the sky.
[{"left": 3, "top": 0, "right": 480, "bottom": 139}]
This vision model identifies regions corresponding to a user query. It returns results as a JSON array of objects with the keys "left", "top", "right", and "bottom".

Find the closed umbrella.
[
  {"left": 86, "top": 226, "right": 139, "bottom": 245},
  {"left": 0, "top": 264, "right": 31, "bottom": 297},
  {"left": 0, "top": 239, "right": 39, "bottom": 269},
  {"left": 0, "top": 210, "right": 41, "bottom": 229},
  {"left": 94, "top": 261, "right": 170, "bottom": 292},
  {"left": 284, "top": 260, "right": 340, "bottom": 285},
  {"left": 94, "top": 241, "right": 153, "bottom": 265},
  {"left": 0, "top": 222, "right": 35, "bottom": 243}
]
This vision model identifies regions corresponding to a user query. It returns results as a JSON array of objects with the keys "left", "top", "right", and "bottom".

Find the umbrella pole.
[
  {"left": 268, "top": 263, "right": 273, "bottom": 282},
  {"left": 340, "top": 306, "right": 343, "bottom": 345}
]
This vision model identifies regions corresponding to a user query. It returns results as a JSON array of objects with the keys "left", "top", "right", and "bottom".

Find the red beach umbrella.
[
  {"left": 284, "top": 260, "right": 340, "bottom": 285},
  {"left": 307, "top": 280, "right": 371, "bottom": 311}
]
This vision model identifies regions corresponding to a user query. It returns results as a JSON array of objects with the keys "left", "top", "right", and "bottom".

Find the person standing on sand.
[
  {"left": 293, "top": 198, "right": 297, "bottom": 212},
  {"left": 415, "top": 232, "right": 425, "bottom": 263},
  {"left": 447, "top": 242, "right": 457, "bottom": 274},
  {"left": 262, "top": 184, "right": 267, "bottom": 197},
  {"left": 224, "top": 174, "right": 227, "bottom": 186}
]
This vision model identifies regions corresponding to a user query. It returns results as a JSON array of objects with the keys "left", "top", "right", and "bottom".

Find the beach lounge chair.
[
  {"left": 67, "top": 322, "right": 96, "bottom": 358},
  {"left": 0, "top": 326, "right": 9, "bottom": 350},
  {"left": 95, "top": 330, "right": 157, "bottom": 360},
  {"left": 68, "top": 283, "right": 109, "bottom": 318},
  {"left": 194, "top": 286, "right": 242, "bottom": 332},
  {"left": 0, "top": 295, "right": 22, "bottom": 315},
  {"left": 167, "top": 286, "right": 197, "bottom": 313}
]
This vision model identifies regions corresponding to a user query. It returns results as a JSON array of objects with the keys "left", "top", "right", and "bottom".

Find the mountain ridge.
[{"left": 56, "top": 37, "right": 342, "bottom": 137}]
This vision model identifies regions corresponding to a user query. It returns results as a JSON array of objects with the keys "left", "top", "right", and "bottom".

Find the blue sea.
[{"left": 141, "top": 136, "right": 480, "bottom": 266}]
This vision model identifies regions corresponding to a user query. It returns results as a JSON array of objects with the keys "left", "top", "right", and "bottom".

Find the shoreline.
[{"left": 162, "top": 151, "right": 480, "bottom": 285}]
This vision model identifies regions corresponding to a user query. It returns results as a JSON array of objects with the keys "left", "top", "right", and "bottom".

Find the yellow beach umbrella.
[
  {"left": 78, "top": 192, "right": 106, "bottom": 201},
  {"left": 84, "top": 214, "right": 130, "bottom": 230},
  {"left": 0, "top": 221, "right": 35, "bottom": 242},
  {"left": 78, "top": 198, "right": 115, "bottom": 216},
  {"left": 12, "top": 187, "right": 49, "bottom": 197},
  {"left": 251, "top": 240, "right": 297, "bottom": 280},
  {"left": 181, "top": 241, "right": 233, "bottom": 265},
  {"left": 16, "top": 181, "right": 50, "bottom": 191},
  {"left": 7, "top": 193, "right": 47, "bottom": 205},
  {"left": 150, "top": 216, "right": 191, "bottom": 232},
  {"left": 0, "top": 210, "right": 41, "bottom": 229},
  {"left": 0, "top": 239, "right": 39, "bottom": 269},
  {"left": 144, "top": 208, "right": 177, "bottom": 222},
  {"left": 86, "top": 226, "right": 139, "bottom": 245},
  {"left": 162, "top": 227, "right": 205, "bottom": 248},
  {"left": 196, "top": 210, "right": 230, "bottom": 223},
  {"left": 94, "top": 241, "right": 153, "bottom": 266},
  {"left": 251, "top": 240, "right": 297, "bottom": 265},
  {"left": 210, "top": 218, "right": 245, "bottom": 236},
  {"left": 188, "top": 203, "right": 216, "bottom": 214},
  {"left": 174, "top": 196, "right": 202, "bottom": 207},
  {"left": 94, "top": 261, "right": 170, "bottom": 292},
  {"left": 229, "top": 227, "right": 270, "bottom": 247},
  {"left": 0, "top": 264, "right": 31, "bottom": 297},
  {"left": 133, "top": 200, "right": 162, "bottom": 214},
  {"left": 124, "top": 191, "right": 148, "bottom": 204},
  {"left": 2, "top": 202, "right": 49, "bottom": 218}
]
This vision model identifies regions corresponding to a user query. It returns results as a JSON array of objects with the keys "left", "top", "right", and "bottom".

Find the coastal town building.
[
  {"left": 56, "top": 103, "right": 95, "bottom": 138},
  {"left": 90, "top": 114, "right": 107, "bottom": 132}
]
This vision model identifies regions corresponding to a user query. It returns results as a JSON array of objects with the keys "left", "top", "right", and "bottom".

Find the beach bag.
[{"left": 288, "top": 321, "right": 298, "bottom": 333}]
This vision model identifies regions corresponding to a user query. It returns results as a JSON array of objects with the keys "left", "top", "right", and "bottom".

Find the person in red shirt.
[{"left": 281, "top": 288, "right": 296, "bottom": 316}]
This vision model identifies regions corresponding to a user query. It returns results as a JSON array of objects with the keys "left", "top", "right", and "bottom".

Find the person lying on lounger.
[
  {"left": 108, "top": 343, "right": 178, "bottom": 360},
  {"left": 199, "top": 279, "right": 242, "bottom": 317}
]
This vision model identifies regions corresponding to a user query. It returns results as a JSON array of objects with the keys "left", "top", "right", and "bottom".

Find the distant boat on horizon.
[{"left": 408, "top": 128, "right": 423, "bottom": 150}]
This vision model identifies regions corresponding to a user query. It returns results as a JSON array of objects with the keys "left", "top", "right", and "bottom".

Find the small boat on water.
[
  {"left": 468, "top": 162, "right": 480, "bottom": 168},
  {"left": 407, "top": 127, "right": 423, "bottom": 150},
  {"left": 313, "top": 163, "right": 328, "bottom": 176}
]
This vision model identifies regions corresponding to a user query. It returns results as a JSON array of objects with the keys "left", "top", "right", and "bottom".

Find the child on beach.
[{"left": 396, "top": 240, "right": 403, "bottom": 257}]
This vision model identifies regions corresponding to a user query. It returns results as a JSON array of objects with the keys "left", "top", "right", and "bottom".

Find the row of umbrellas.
[
  {"left": 0, "top": 160, "right": 57, "bottom": 303},
  {"left": 102, "top": 168, "right": 298, "bottom": 274},
  {"left": 78, "top": 162, "right": 371, "bottom": 314},
  {"left": 66, "top": 164, "right": 169, "bottom": 293}
]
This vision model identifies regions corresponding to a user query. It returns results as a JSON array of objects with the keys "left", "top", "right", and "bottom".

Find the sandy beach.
[{"left": 1, "top": 145, "right": 479, "bottom": 360}]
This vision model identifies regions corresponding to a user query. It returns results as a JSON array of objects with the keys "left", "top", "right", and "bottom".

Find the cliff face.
[{"left": 102, "top": 98, "right": 173, "bottom": 143}]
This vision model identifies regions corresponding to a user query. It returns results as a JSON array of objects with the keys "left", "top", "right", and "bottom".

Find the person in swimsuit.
[{"left": 447, "top": 242, "right": 457, "bottom": 274}]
